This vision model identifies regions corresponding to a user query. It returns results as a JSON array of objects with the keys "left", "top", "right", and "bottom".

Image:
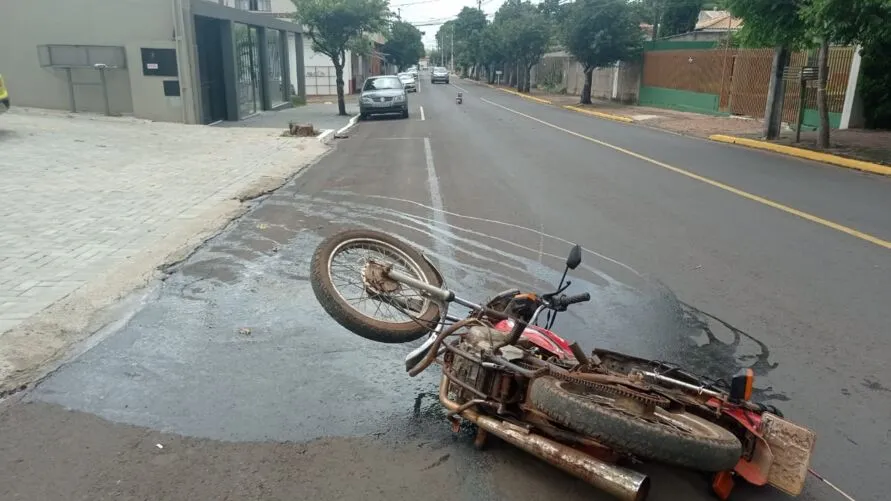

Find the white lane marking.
[
  {"left": 420, "top": 106, "right": 425, "bottom": 121},
  {"left": 423, "top": 137, "right": 455, "bottom": 278},
  {"left": 451, "top": 83, "right": 468, "bottom": 94},
  {"left": 322, "top": 190, "right": 640, "bottom": 275},
  {"left": 423, "top": 138, "right": 444, "bottom": 223}
]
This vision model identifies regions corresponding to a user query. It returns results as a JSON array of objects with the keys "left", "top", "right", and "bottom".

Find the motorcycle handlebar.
[{"left": 552, "top": 292, "right": 591, "bottom": 309}]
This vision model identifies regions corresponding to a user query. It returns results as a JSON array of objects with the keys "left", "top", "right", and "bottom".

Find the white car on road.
[{"left": 398, "top": 72, "right": 417, "bottom": 92}]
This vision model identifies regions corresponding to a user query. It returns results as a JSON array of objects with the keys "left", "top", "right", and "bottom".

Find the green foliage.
[
  {"left": 629, "top": 0, "right": 706, "bottom": 38},
  {"left": 434, "top": 20, "right": 456, "bottom": 64},
  {"left": 802, "top": 0, "right": 891, "bottom": 47},
  {"left": 725, "top": 0, "right": 809, "bottom": 48},
  {"left": 291, "top": 0, "right": 389, "bottom": 114},
  {"left": 493, "top": 0, "right": 550, "bottom": 67},
  {"left": 383, "top": 21, "right": 425, "bottom": 71},
  {"left": 561, "top": 0, "right": 644, "bottom": 71},
  {"left": 660, "top": 0, "right": 703, "bottom": 37},
  {"left": 858, "top": 34, "right": 891, "bottom": 129},
  {"left": 290, "top": 0, "right": 389, "bottom": 67}
]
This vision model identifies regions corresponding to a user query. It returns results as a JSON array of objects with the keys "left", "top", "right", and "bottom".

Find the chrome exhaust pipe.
[{"left": 439, "top": 376, "right": 650, "bottom": 501}]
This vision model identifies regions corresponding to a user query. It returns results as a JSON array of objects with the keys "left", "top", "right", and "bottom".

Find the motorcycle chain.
[{"left": 547, "top": 367, "right": 671, "bottom": 409}]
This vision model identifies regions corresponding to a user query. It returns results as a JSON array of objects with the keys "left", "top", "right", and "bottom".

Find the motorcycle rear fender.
[{"left": 419, "top": 252, "right": 445, "bottom": 287}]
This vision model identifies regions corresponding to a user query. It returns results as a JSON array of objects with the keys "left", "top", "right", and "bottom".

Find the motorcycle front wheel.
[
  {"left": 310, "top": 229, "right": 443, "bottom": 343},
  {"left": 529, "top": 377, "right": 742, "bottom": 472}
]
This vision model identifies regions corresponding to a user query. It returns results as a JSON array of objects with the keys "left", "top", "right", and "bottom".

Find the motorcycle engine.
[{"left": 448, "top": 325, "right": 525, "bottom": 405}]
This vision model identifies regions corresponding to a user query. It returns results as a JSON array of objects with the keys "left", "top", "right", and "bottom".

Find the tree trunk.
[
  {"left": 523, "top": 64, "right": 532, "bottom": 92},
  {"left": 517, "top": 62, "right": 524, "bottom": 91},
  {"left": 508, "top": 64, "right": 516, "bottom": 87},
  {"left": 817, "top": 39, "right": 831, "bottom": 149},
  {"left": 333, "top": 56, "right": 347, "bottom": 116},
  {"left": 581, "top": 67, "right": 593, "bottom": 104},
  {"left": 763, "top": 46, "right": 790, "bottom": 140}
]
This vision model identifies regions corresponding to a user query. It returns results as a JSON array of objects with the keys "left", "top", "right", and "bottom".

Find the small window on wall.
[{"left": 250, "top": 0, "right": 271, "bottom": 11}]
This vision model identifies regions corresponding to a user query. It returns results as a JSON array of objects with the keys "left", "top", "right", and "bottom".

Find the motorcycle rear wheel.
[
  {"left": 310, "top": 229, "right": 442, "bottom": 343},
  {"left": 529, "top": 377, "right": 741, "bottom": 472}
]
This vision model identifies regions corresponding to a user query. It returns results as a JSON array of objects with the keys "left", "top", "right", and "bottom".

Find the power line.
[{"left": 391, "top": 0, "right": 443, "bottom": 7}]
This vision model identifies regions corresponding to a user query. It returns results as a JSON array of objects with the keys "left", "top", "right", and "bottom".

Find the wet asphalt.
[{"left": 3, "top": 76, "right": 890, "bottom": 501}]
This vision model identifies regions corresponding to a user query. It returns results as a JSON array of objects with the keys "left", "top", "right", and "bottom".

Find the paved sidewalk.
[
  {"left": 218, "top": 102, "right": 359, "bottom": 133},
  {"left": 0, "top": 107, "right": 327, "bottom": 391}
]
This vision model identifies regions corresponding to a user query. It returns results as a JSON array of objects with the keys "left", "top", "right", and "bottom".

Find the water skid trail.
[
  {"left": 297, "top": 193, "right": 629, "bottom": 288},
  {"left": 30, "top": 185, "right": 784, "bottom": 448},
  {"left": 320, "top": 190, "right": 642, "bottom": 275}
]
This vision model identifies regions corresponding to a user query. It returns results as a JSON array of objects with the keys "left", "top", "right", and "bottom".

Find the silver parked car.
[
  {"left": 359, "top": 75, "right": 409, "bottom": 120},
  {"left": 398, "top": 72, "right": 417, "bottom": 92}
]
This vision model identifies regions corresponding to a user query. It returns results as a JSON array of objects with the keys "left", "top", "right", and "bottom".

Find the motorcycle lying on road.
[{"left": 310, "top": 229, "right": 816, "bottom": 501}]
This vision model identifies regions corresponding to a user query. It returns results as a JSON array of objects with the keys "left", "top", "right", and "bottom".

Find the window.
[
  {"left": 363, "top": 77, "right": 402, "bottom": 91},
  {"left": 235, "top": 0, "right": 271, "bottom": 11}
]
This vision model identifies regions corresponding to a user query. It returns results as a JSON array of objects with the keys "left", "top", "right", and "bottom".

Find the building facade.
[{"left": 0, "top": 0, "right": 307, "bottom": 124}]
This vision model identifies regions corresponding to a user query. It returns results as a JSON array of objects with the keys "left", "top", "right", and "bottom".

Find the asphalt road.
[{"left": 2, "top": 74, "right": 889, "bottom": 501}]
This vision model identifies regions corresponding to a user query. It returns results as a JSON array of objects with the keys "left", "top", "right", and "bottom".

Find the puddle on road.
[{"left": 31, "top": 188, "right": 784, "bottom": 445}]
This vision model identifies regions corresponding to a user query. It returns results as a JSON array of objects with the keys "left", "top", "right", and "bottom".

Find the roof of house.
[{"left": 694, "top": 10, "right": 743, "bottom": 31}]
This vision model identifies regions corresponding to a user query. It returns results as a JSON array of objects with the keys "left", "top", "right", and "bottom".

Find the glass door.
[{"left": 235, "top": 23, "right": 261, "bottom": 118}]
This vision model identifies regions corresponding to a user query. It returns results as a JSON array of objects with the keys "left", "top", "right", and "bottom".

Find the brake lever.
[{"left": 542, "top": 281, "right": 572, "bottom": 301}]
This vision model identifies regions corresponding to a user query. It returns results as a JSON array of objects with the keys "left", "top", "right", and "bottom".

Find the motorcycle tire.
[
  {"left": 310, "top": 229, "right": 442, "bottom": 344},
  {"left": 529, "top": 377, "right": 742, "bottom": 472}
]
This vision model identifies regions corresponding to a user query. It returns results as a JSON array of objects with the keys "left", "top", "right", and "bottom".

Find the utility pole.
[
  {"left": 450, "top": 25, "right": 454, "bottom": 73},
  {"left": 477, "top": 0, "right": 481, "bottom": 9},
  {"left": 763, "top": 46, "right": 790, "bottom": 140}
]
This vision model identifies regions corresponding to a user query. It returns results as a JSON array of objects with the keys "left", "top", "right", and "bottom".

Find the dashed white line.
[
  {"left": 451, "top": 83, "right": 468, "bottom": 94},
  {"left": 423, "top": 137, "right": 455, "bottom": 273},
  {"left": 420, "top": 106, "right": 425, "bottom": 121}
]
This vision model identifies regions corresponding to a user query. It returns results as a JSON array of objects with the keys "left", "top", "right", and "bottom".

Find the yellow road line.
[
  {"left": 495, "top": 87, "right": 552, "bottom": 104},
  {"left": 564, "top": 105, "right": 634, "bottom": 123},
  {"left": 709, "top": 134, "right": 891, "bottom": 176},
  {"left": 480, "top": 98, "right": 891, "bottom": 251}
]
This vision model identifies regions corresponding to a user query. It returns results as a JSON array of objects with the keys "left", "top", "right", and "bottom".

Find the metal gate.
[{"left": 305, "top": 65, "right": 336, "bottom": 96}]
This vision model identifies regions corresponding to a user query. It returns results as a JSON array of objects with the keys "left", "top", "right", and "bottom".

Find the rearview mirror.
[{"left": 566, "top": 244, "right": 582, "bottom": 270}]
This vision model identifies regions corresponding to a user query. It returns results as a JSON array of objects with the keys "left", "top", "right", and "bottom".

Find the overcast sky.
[{"left": 395, "top": 0, "right": 505, "bottom": 48}]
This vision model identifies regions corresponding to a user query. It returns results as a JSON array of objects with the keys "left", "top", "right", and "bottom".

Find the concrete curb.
[
  {"left": 709, "top": 134, "right": 891, "bottom": 176},
  {"left": 337, "top": 114, "right": 360, "bottom": 135},
  {"left": 563, "top": 105, "right": 634, "bottom": 123},
  {"left": 317, "top": 114, "right": 359, "bottom": 144},
  {"left": 317, "top": 129, "right": 335, "bottom": 143}
]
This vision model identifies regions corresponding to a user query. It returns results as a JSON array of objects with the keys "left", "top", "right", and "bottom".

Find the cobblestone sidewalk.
[{"left": 0, "top": 108, "right": 327, "bottom": 391}]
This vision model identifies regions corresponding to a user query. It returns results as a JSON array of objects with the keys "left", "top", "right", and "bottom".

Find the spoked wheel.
[
  {"left": 310, "top": 229, "right": 442, "bottom": 343},
  {"left": 529, "top": 377, "right": 742, "bottom": 472}
]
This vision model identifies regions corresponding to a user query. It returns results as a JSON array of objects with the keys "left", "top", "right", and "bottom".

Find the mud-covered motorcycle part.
[
  {"left": 310, "top": 229, "right": 443, "bottom": 343},
  {"left": 529, "top": 376, "right": 743, "bottom": 472}
]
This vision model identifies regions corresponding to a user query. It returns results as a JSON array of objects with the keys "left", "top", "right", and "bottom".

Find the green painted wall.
[
  {"left": 801, "top": 109, "right": 842, "bottom": 129},
  {"left": 644, "top": 40, "right": 719, "bottom": 51},
  {"left": 639, "top": 86, "right": 725, "bottom": 115}
]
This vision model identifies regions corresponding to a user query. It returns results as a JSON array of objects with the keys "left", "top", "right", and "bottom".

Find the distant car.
[
  {"left": 359, "top": 75, "right": 409, "bottom": 120},
  {"left": 431, "top": 66, "right": 449, "bottom": 84},
  {"left": 0, "top": 74, "right": 8, "bottom": 115},
  {"left": 397, "top": 72, "right": 417, "bottom": 92},
  {"left": 407, "top": 65, "right": 419, "bottom": 78}
]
